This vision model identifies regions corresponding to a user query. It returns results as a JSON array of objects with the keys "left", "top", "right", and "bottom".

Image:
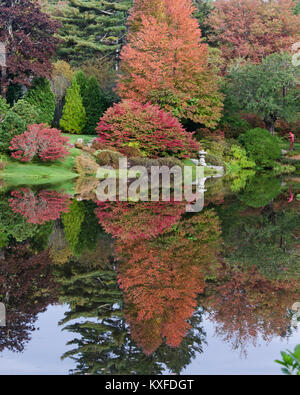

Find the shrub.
[
  {"left": 96, "top": 100, "right": 201, "bottom": 158},
  {"left": 0, "top": 111, "right": 26, "bottom": 153},
  {"left": 25, "top": 78, "right": 55, "bottom": 124},
  {"left": 239, "top": 128, "right": 281, "bottom": 167},
  {"left": 60, "top": 78, "right": 86, "bottom": 134},
  {"left": 95, "top": 150, "right": 124, "bottom": 168},
  {"left": 12, "top": 100, "right": 41, "bottom": 126},
  {"left": 9, "top": 124, "right": 70, "bottom": 162},
  {"left": 229, "top": 144, "right": 256, "bottom": 169}
]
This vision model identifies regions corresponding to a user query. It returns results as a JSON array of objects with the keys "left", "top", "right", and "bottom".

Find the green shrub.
[
  {"left": 275, "top": 345, "right": 300, "bottom": 375},
  {"left": 12, "top": 99, "right": 41, "bottom": 125},
  {"left": 239, "top": 128, "right": 281, "bottom": 167},
  {"left": 229, "top": 144, "right": 256, "bottom": 169},
  {"left": 25, "top": 78, "right": 55, "bottom": 124},
  {"left": 60, "top": 78, "right": 86, "bottom": 134},
  {"left": 0, "top": 110, "right": 26, "bottom": 153}
]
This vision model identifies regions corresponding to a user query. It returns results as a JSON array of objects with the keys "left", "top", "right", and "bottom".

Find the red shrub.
[
  {"left": 96, "top": 100, "right": 201, "bottom": 158},
  {"left": 9, "top": 188, "right": 71, "bottom": 224},
  {"left": 9, "top": 124, "right": 70, "bottom": 162}
]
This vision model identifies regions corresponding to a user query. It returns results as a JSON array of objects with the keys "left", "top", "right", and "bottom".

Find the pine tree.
[
  {"left": 84, "top": 76, "right": 105, "bottom": 135},
  {"left": 74, "top": 70, "right": 88, "bottom": 98},
  {"left": 24, "top": 78, "right": 55, "bottom": 125},
  {"left": 50, "top": 0, "right": 133, "bottom": 66},
  {"left": 60, "top": 78, "right": 86, "bottom": 134},
  {"left": 118, "top": 0, "right": 223, "bottom": 127}
]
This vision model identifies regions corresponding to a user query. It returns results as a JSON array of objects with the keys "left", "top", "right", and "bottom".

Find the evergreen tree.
[
  {"left": 74, "top": 70, "right": 88, "bottom": 98},
  {"left": 24, "top": 78, "right": 55, "bottom": 125},
  {"left": 60, "top": 78, "right": 86, "bottom": 134},
  {"left": 51, "top": 0, "right": 132, "bottom": 66},
  {"left": 84, "top": 76, "right": 105, "bottom": 135}
]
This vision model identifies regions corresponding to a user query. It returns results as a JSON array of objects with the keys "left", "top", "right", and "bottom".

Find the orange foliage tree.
[
  {"left": 208, "top": 0, "right": 300, "bottom": 71},
  {"left": 117, "top": 0, "right": 223, "bottom": 127}
]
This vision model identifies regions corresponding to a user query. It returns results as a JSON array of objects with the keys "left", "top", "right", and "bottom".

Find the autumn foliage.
[
  {"left": 9, "top": 124, "right": 70, "bottom": 162},
  {"left": 96, "top": 201, "right": 222, "bottom": 354},
  {"left": 117, "top": 0, "right": 223, "bottom": 126},
  {"left": 0, "top": 0, "right": 59, "bottom": 96},
  {"left": 9, "top": 189, "right": 71, "bottom": 224},
  {"left": 208, "top": 0, "right": 300, "bottom": 71},
  {"left": 201, "top": 265, "right": 300, "bottom": 354},
  {"left": 96, "top": 100, "right": 200, "bottom": 158}
]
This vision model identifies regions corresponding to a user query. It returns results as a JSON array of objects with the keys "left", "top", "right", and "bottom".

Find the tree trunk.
[{"left": 264, "top": 117, "right": 276, "bottom": 136}]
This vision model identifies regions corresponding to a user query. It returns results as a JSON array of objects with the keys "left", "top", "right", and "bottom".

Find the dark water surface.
[{"left": 0, "top": 172, "right": 299, "bottom": 375}]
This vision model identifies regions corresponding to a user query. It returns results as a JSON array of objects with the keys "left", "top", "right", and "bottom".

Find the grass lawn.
[
  {"left": 63, "top": 133, "right": 96, "bottom": 145},
  {"left": 280, "top": 141, "right": 300, "bottom": 152},
  {"left": 1, "top": 148, "right": 81, "bottom": 192}
]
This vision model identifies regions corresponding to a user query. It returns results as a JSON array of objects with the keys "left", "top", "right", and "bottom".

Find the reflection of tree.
[
  {"left": 219, "top": 198, "right": 300, "bottom": 280},
  {"left": 9, "top": 188, "right": 71, "bottom": 225},
  {"left": 201, "top": 264, "right": 300, "bottom": 355},
  {"left": 57, "top": 237, "right": 207, "bottom": 375},
  {"left": 96, "top": 202, "right": 221, "bottom": 355},
  {"left": 0, "top": 193, "right": 41, "bottom": 244},
  {"left": 0, "top": 245, "right": 57, "bottom": 352},
  {"left": 95, "top": 201, "right": 186, "bottom": 242}
]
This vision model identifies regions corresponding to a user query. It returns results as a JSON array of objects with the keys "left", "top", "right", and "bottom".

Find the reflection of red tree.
[
  {"left": 201, "top": 265, "right": 300, "bottom": 354},
  {"left": 96, "top": 202, "right": 221, "bottom": 355},
  {"left": 0, "top": 245, "right": 57, "bottom": 352},
  {"left": 95, "top": 201, "right": 186, "bottom": 242},
  {"left": 9, "top": 189, "right": 71, "bottom": 224}
]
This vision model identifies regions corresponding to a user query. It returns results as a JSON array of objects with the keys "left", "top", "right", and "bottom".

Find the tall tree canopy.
[
  {"left": 225, "top": 52, "right": 300, "bottom": 135},
  {"left": 207, "top": 0, "right": 300, "bottom": 71},
  {"left": 117, "top": 0, "right": 223, "bottom": 127},
  {"left": 51, "top": 0, "right": 132, "bottom": 65},
  {"left": 0, "top": 0, "right": 59, "bottom": 97}
]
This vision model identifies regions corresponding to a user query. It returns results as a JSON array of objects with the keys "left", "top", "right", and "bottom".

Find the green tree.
[
  {"left": 60, "top": 78, "right": 86, "bottom": 134},
  {"left": 84, "top": 76, "right": 105, "bottom": 134},
  {"left": 51, "top": 0, "right": 132, "bottom": 66},
  {"left": 24, "top": 78, "right": 55, "bottom": 125},
  {"left": 74, "top": 70, "right": 88, "bottom": 98},
  {"left": 12, "top": 100, "right": 41, "bottom": 126},
  {"left": 226, "top": 53, "right": 300, "bottom": 135}
]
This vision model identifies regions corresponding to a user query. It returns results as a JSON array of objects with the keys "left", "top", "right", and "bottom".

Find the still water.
[{"left": 0, "top": 171, "right": 299, "bottom": 375}]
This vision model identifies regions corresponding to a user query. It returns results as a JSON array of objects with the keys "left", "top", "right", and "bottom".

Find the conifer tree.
[
  {"left": 60, "top": 78, "right": 86, "bottom": 134},
  {"left": 24, "top": 78, "right": 55, "bottom": 125},
  {"left": 84, "top": 76, "right": 105, "bottom": 135},
  {"left": 51, "top": 0, "right": 132, "bottom": 65},
  {"left": 74, "top": 70, "right": 88, "bottom": 98}
]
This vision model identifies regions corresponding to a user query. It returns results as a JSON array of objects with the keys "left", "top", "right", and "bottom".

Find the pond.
[{"left": 0, "top": 170, "right": 299, "bottom": 375}]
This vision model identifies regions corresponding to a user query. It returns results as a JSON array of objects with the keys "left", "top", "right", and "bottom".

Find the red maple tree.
[
  {"left": 207, "top": 0, "right": 300, "bottom": 71},
  {"left": 117, "top": 0, "right": 223, "bottom": 126}
]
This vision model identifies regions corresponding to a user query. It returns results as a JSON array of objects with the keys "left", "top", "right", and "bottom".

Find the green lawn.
[
  {"left": 63, "top": 133, "right": 96, "bottom": 145},
  {"left": 1, "top": 148, "right": 81, "bottom": 191}
]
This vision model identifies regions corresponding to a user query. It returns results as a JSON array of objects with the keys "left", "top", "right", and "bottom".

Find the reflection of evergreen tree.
[{"left": 57, "top": 234, "right": 207, "bottom": 375}]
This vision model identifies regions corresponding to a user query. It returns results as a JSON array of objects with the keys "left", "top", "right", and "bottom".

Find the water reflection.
[{"left": 0, "top": 172, "right": 299, "bottom": 374}]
